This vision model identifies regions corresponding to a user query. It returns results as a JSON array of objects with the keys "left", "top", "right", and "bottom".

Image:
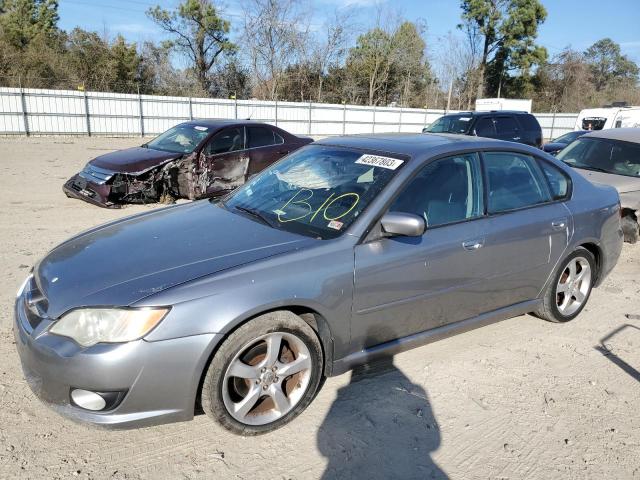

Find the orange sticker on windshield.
[{"left": 327, "top": 220, "right": 344, "bottom": 230}]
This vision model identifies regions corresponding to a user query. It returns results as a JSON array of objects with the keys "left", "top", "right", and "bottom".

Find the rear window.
[{"left": 517, "top": 114, "right": 541, "bottom": 132}]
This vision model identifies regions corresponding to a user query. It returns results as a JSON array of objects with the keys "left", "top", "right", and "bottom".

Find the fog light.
[{"left": 70, "top": 389, "right": 106, "bottom": 411}]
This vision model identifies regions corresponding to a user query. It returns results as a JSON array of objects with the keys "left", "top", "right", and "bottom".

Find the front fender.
[{"left": 137, "top": 237, "right": 356, "bottom": 362}]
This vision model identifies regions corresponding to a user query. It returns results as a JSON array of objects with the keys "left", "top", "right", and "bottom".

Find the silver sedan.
[{"left": 15, "top": 133, "right": 623, "bottom": 435}]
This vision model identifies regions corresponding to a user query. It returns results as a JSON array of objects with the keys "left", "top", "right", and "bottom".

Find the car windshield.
[
  {"left": 146, "top": 124, "right": 212, "bottom": 153},
  {"left": 425, "top": 115, "right": 473, "bottom": 134},
  {"left": 553, "top": 131, "right": 583, "bottom": 144},
  {"left": 223, "top": 145, "right": 406, "bottom": 239},
  {"left": 557, "top": 137, "right": 640, "bottom": 177}
]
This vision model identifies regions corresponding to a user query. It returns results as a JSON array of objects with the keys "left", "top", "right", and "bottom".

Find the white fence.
[{"left": 0, "top": 87, "right": 578, "bottom": 140}]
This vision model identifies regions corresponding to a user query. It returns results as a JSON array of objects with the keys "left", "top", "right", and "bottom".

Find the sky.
[{"left": 57, "top": 0, "right": 640, "bottom": 63}]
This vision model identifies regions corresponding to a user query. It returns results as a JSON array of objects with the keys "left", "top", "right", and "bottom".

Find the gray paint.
[{"left": 15, "top": 133, "right": 623, "bottom": 429}]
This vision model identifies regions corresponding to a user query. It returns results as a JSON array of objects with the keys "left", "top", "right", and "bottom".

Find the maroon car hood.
[{"left": 90, "top": 146, "right": 183, "bottom": 173}]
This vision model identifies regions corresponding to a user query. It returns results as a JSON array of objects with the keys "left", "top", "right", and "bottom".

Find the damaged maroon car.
[{"left": 63, "top": 120, "right": 313, "bottom": 208}]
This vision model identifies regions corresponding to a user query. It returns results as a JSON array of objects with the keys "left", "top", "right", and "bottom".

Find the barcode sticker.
[{"left": 355, "top": 154, "right": 404, "bottom": 170}]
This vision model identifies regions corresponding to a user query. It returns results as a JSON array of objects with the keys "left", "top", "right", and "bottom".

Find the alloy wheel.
[
  {"left": 556, "top": 256, "right": 591, "bottom": 316},
  {"left": 221, "top": 332, "right": 312, "bottom": 426}
]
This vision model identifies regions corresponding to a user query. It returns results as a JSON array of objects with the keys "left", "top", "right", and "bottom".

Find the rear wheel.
[
  {"left": 534, "top": 247, "right": 596, "bottom": 323},
  {"left": 201, "top": 311, "right": 323, "bottom": 435}
]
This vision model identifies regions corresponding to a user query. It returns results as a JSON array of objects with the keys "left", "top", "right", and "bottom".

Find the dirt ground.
[{"left": 0, "top": 136, "right": 639, "bottom": 480}]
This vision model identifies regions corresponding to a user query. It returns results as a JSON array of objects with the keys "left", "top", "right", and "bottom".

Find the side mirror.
[{"left": 380, "top": 212, "right": 425, "bottom": 237}]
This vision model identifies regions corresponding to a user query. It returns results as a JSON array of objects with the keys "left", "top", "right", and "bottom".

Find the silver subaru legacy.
[{"left": 15, "top": 133, "right": 623, "bottom": 435}]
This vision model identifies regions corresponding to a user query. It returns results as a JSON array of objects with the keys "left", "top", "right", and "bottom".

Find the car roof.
[
  {"left": 440, "top": 110, "right": 531, "bottom": 117},
  {"left": 583, "top": 128, "right": 640, "bottom": 143},
  {"left": 314, "top": 132, "right": 513, "bottom": 158},
  {"left": 179, "top": 119, "right": 276, "bottom": 129}
]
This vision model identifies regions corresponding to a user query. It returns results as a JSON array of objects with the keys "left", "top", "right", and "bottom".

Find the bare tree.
[
  {"left": 310, "top": 10, "right": 351, "bottom": 102},
  {"left": 241, "top": 0, "right": 310, "bottom": 100}
]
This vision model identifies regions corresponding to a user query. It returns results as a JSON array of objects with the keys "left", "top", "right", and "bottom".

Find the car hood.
[
  {"left": 543, "top": 142, "right": 566, "bottom": 152},
  {"left": 575, "top": 168, "right": 640, "bottom": 194},
  {"left": 90, "top": 146, "right": 183, "bottom": 174},
  {"left": 35, "top": 201, "right": 315, "bottom": 318}
]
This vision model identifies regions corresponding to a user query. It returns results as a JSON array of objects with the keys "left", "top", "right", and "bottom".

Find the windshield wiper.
[
  {"left": 573, "top": 165, "right": 611, "bottom": 174},
  {"left": 234, "top": 205, "right": 276, "bottom": 228}
]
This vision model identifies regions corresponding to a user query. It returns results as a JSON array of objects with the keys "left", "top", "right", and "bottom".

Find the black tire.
[
  {"left": 201, "top": 311, "right": 323, "bottom": 435},
  {"left": 534, "top": 247, "right": 596, "bottom": 323},
  {"left": 622, "top": 215, "right": 639, "bottom": 244}
]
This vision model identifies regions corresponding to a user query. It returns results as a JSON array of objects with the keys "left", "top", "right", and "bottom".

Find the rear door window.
[
  {"left": 494, "top": 116, "right": 519, "bottom": 137},
  {"left": 248, "top": 126, "right": 277, "bottom": 148},
  {"left": 475, "top": 117, "right": 496, "bottom": 137},
  {"left": 483, "top": 151, "right": 552, "bottom": 213}
]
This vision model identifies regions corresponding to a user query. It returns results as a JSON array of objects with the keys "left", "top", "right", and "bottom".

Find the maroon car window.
[
  {"left": 274, "top": 132, "right": 285, "bottom": 145},
  {"left": 248, "top": 126, "right": 276, "bottom": 148},
  {"left": 204, "top": 128, "right": 244, "bottom": 155}
]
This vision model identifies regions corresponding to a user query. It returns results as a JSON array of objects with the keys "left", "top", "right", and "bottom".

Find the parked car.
[
  {"left": 63, "top": 120, "right": 313, "bottom": 208},
  {"left": 16, "top": 133, "right": 622, "bottom": 435},
  {"left": 556, "top": 128, "right": 640, "bottom": 243},
  {"left": 543, "top": 130, "right": 588, "bottom": 155},
  {"left": 423, "top": 110, "right": 543, "bottom": 148}
]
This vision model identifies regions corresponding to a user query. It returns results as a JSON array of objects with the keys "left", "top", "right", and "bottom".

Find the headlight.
[{"left": 49, "top": 307, "right": 169, "bottom": 347}]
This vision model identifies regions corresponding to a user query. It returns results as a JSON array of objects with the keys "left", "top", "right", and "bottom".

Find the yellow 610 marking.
[{"left": 277, "top": 189, "right": 361, "bottom": 224}]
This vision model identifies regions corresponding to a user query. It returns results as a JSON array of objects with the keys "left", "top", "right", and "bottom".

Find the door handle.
[
  {"left": 462, "top": 238, "right": 484, "bottom": 251},
  {"left": 513, "top": 136, "right": 521, "bottom": 141},
  {"left": 551, "top": 219, "right": 567, "bottom": 230},
  {"left": 277, "top": 150, "right": 290, "bottom": 155}
]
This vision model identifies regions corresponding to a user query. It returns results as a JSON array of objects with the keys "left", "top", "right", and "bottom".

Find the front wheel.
[
  {"left": 201, "top": 311, "right": 323, "bottom": 435},
  {"left": 534, "top": 247, "right": 596, "bottom": 323}
]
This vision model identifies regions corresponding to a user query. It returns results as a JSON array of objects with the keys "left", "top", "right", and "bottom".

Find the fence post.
[
  {"left": 137, "top": 86, "right": 144, "bottom": 138},
  {"left": 549, "top": 112, "right": 556, "bottom": 140},
  {"left": 308, "top": 101, "right": 312, "bottom": 135},
  {"left": 188, "top": 97, "right": 193, "bottom": 121},
  {"left": 234, "top": 96, "right": 238, "bottom": 119},
  {"left": 342, "top": 103, "right": 346, "bottom": 135},
  {"left": 424, "top": 109, "right": 428, "bottom": 129},
  {"left": 19, "top": 78, "right": 29, "bottom": 137},
  {"left": 372, "top": 106, "right": 376, "bottom": 133},
  {"left": 398, "top": 107, "right": 402, "bottom": 132},
  {"left": 275, "top": 99, "right": 278, "bottom": 126},
  {"left": 84, "top": 90, "right": 91, "bottom": 136}
]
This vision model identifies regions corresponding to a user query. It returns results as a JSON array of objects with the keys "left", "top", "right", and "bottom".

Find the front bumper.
[
  {"left": 63, "top": 174, "right": 116, "bottom": 208},
  {"left": 14, "top": 293, "right": 222, "bottom": 428}
]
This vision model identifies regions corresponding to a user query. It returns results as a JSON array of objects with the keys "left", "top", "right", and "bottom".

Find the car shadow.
[
  {"left": 595, "top": 322, "right": 640, "bottom": 382},
  {"left": 316, "top": 354, "right": 447, "bottom": 479}
]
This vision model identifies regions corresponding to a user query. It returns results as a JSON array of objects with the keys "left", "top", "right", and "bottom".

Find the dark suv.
[{"left": 423, "top": 111, "right": 543, "bottom": 148}]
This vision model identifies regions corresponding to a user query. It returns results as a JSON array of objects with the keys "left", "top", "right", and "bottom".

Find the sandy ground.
[{"left": 0, "top": 136, "right": 639, "bottom": 480}]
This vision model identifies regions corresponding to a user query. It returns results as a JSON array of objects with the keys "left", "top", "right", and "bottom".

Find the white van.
[
  {"left": 575, "top": 106, "right": 640, "bottom": 131},
  {"left": 476, "top": 98, "right": 532, "bottom": 113}
]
